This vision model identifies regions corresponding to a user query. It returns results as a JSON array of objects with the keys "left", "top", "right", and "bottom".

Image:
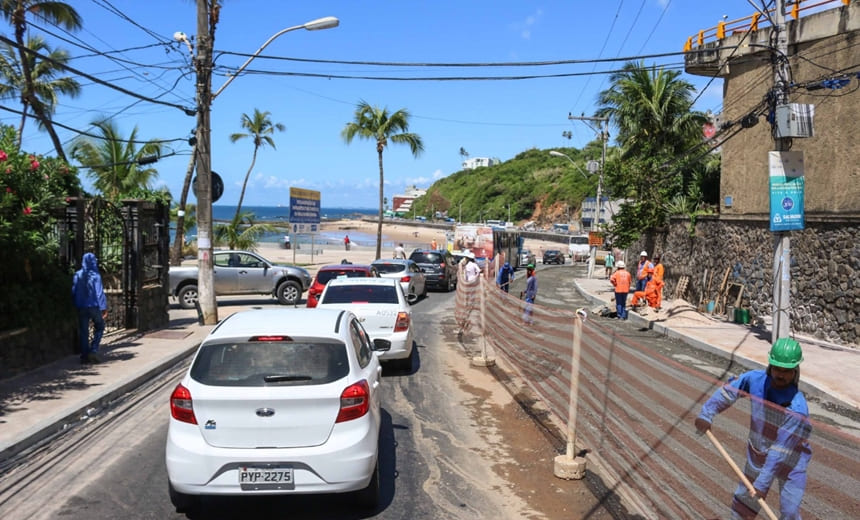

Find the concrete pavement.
[{"left": 1, "top": 270, "right": 857, "bottom": 466}]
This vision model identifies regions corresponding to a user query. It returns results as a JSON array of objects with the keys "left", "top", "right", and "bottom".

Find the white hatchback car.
[
  {"left": 165, "top": 308, "right": 388, "bottom": 513},
  {"left": 316, "top": 277, "right": 415, "bottom": 370},
  {"left": 370, "top": 258, "right": 427, "bottom": 302}
]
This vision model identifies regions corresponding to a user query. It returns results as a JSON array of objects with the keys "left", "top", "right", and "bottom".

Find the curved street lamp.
[{"left": 193, "top": 12, "right": 339, "bottom": 325}]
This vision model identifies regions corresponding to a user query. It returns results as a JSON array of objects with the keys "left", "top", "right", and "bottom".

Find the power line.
[{"left": 0, "top": 34, "right": 195, "bottom": 115}]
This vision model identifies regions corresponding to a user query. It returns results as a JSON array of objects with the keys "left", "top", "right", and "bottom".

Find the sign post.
[{"left": 290, "top": 187, "right": 321, "bottom": 263}]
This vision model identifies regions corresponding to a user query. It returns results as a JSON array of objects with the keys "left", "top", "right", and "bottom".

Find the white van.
[{"left": 568, "top": 235, "right": 590, "bottom": 261}]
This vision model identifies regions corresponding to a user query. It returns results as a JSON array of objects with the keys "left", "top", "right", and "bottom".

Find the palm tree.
[
  {"left": 214, "top": 211, "right": 275, "bottom": 251},
  {"left": 342, "top": 100, "right": 424, "bottom": 259},
  {"left": 229, "top": 109, "right": 285, "bottom": 220},
  {"left": 69, "top": 119, "right": 163, "bottom": 201},
  {"left": 595, "top": 61, "right": 707, "bottom": 244},
  {"left": 0, "top": 37, "right": 80, "bottom": 147},
  {"left": 1, "top": 0, "right": 82, "bottom": 161}
]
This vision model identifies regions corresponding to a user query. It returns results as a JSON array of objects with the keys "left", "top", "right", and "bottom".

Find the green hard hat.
[
  {"left": 527, "top": 263, "right": 535, "bottom": 269},
  {"left": 768, "top": 338, "right": 803, "bottom": 369}
]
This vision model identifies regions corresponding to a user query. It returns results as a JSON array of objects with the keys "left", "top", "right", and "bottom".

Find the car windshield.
[
  {"left": 190, "top": 341, "right": 349, "bottom": 387},
  {"left": 321, "top": 285, "right": 400, "bottom": 304},
  {"left": 373, "top": 263, "right": 406, "bottom": 274},
  {"left": 317, "top": 269, "right": 370, "bottom": 284},
  {"left": 410, "top": 252, "right": 443, "bottom": 264}
]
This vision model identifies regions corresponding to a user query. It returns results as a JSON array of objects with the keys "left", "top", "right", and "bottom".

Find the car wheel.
[
  {"left": 355, "top": 458, "right": 380, "bottom": 510},
  {"left": 276, "top": 280, "right": 301, "bottom": 306},
  {"left": 176, "top": 285, "right": 198, "bottom": 310},
  {"left": 168, "top": 481, "right": 198, "bottom": 514}
]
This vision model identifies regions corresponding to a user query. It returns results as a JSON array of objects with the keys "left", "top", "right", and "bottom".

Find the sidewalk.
[
  {"left": 574, "top": 276, "right": 860, "bottom": 412},
  {"left": 1, "top": 274, "right": 857, "bottom": 465}
]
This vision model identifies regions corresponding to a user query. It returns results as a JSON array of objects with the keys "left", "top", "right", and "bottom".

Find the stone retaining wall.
[{"left": 630, "top": 216, "right": 859, "bottom": 348}]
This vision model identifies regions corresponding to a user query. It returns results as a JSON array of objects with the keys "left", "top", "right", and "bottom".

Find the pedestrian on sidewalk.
[
  {"left": 496, "top": 261, "right": 515, "bottom": 293},
  {"left": 695, "top": 338, "right": 811, "bottom": 520},
  {"left": 636, "top": 251, "right": 654, "bottom": 292},
  {"left": 344, "top": 235, "right": 351, "bottom": 251},
  {"left": 604, "top": 250, "right": 615, "bottom": 279},
  {"left": 71, "top": 252, "right": 108, "bottom": 364},
  {"left": 521, "top": 264, "right": 537, "bottom": 324},
  {"left": 609, "top": 260, "right": 632, "bottom": 319},
  {"left": 394, "top": 243, "right": 406, "bottom": 259}
]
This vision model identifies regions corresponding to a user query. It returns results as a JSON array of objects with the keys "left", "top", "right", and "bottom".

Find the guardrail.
[
  {"left": 683, "top": 0, "right": 849, "bottom": 51},
  {"left": 454, "top": 270, "right": 859, "bottom": 518}
]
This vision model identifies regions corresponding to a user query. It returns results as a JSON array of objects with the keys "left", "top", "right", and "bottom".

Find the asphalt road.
[{"left": 1, "top": 263, "right": 855, "bottom": 519}]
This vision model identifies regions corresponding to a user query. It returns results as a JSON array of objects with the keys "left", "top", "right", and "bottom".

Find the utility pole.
[
  {"left": 772, "top": 0, "right": 791, "bottom": 340},
  {"left": 568, "top": 114, "right": 608, "bottom": 279},
  {"left": 194, "top": 0, "right": 217, "bottom": 324}
]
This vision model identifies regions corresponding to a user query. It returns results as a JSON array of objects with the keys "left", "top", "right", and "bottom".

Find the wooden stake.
[{"left": 705, "top": 430, "right": 778, "bottom": 520}]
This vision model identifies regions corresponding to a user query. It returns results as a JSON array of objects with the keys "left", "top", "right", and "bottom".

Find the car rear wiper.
[{"left": 263, "top": 374, "right": 313, "bottom": 382}]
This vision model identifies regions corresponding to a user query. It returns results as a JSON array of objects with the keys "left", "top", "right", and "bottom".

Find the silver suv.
[{"left": 168, "top": 250, "right": 312, "bottom": 308}]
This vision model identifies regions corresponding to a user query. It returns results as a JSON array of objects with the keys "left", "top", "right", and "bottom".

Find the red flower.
[
  {"left": 0, "top": 150, "right": 7, "bottom": 162},
  {"left": 23, "top": 207, "right": 32, "bottom": 215},
  {"left": 30, "top": 160, "right": 40, "bottom": 170},
  {"left": 5, "top": 187, "right": 11, "bottom": 193}
]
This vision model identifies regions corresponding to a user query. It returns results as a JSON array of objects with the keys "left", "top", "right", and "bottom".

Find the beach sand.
[{"left": 259, "top": 219, "right": 565, "bottom": 276}]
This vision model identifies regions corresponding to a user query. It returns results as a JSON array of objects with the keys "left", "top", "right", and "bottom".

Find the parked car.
[
  {"left": 409, "top": 249, "right": 457, "bottom": 291},
  {"left": 165, "top": 308, "right": 388, "bottom": 513},
  {"left": 543, "top": 249, "right": 565, "bottom": 265},
  {"left": 168, "top": 250, "right": 311, "bottom": 309},
  {"left": 520, "top": 249, "right": 532, "bottom": 266},
  {"left": 306, "top": 263, "right": 379, "bottom": 308},
  {"left": 317, "top": 277, "right": 414, "bottom": 370},
  {"left": 370, "top": 258, "right": 427, "bottom": 302}
]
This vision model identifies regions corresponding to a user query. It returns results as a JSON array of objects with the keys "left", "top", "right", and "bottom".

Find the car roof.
[
  {"left": 371, "top": 259, "right": 413, "bottom": 265},
  {"left": 318, "top": 263, "right": 376, "bottom": 271},
  {"left": 325, "top": 277, "right": 400, "bottom": 288},
  {"left": 204, "top": 308, "right": 349, "bottom": 341}
]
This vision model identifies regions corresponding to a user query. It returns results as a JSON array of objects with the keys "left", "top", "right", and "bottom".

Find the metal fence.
[{"left": 454, "top": 270, "right": 860, "bottom": 519}]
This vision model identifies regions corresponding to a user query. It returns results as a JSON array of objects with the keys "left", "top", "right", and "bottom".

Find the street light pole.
[
  {"left": 566, "top": 115, "right": 608, "bottom": 279},
  {"left": 191, "top": 5, "right": 339, "bottom": 325}
]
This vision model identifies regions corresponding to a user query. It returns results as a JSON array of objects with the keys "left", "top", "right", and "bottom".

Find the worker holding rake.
[{"left": 695, "top": 338, "right": 812, "bottom": 520}]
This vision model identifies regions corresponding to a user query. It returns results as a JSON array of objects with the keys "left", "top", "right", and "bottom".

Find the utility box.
[{"left": 775, "top": 103, "right": 814, "bottom": 138}]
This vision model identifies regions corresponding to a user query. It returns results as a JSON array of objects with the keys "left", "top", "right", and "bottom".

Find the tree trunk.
[
  {"left": 171, "top": 146, "right": 197, "bottom": 265},
  {"left": 234, "top": 146, "right": 258, "bottom": 221},
  {"left": 376, "top": 148, "right": 384, "bottom": 260}
]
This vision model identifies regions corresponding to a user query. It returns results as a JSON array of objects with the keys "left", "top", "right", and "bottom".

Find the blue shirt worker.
[
  {"left": 522, "top": 264, "right": 537, "bottom": 324},
  {"left": 635, "top": 251, "right": 654, "bottom": 292},
  {"left": 496, "top": 261, "right": 515, "bottom": 293},
  {"left": 71, "top": 252, "right": 108, "bottom": 364},
  {"left": 695, "top": 338, "right": 811, "bottom": 520}
]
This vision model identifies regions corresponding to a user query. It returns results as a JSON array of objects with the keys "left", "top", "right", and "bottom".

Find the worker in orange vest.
[
  {"left": 609, "top": 261, "right": 633, "bottom": 319},
  {"left": 652, "top": 254, "right": 664, "bottom": 310}
]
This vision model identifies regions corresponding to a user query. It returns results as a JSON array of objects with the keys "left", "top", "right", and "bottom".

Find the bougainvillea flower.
[
  {"left": 30, "top": 160, "right": 40, "bottom": 170},
  {"left": 23, "top": 207, "right": 32, "bottom": 215},
  {"left": 0, "top": 150, "right": 7, "bottom": 162}
]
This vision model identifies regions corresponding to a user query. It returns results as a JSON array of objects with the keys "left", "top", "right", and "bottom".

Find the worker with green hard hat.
[{"left": 695, "top": 337, "right": 811, "bottom": 519}]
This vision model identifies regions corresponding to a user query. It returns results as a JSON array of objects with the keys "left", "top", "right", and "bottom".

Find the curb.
[{"left": 0, "top": 344, "right": 198, "bottom": 464}]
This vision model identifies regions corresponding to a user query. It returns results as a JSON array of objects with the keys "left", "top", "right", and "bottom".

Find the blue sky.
[{"left": 3, "top": 1, "right": 773, "bottom": 209}]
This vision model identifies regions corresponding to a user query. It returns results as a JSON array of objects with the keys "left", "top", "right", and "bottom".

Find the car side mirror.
[{"left": 372, "top": 338, "right": 392, "bottom": 352}]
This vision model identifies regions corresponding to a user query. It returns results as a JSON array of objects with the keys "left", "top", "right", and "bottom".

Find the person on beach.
[
  {"left": 344, "top": 235, "right": 350, "bottom": 251},
  {"left": 394, "top": 243, "right": 406, "bottom": 259},
  {"left": 695, "top": 338, "right": 811, "bottom": 520}
]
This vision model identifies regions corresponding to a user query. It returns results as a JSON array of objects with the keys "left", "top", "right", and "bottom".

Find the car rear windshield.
[
  {"left": 321, "top": 285, "right": 400, "bottom": 304},
  {"left": 317, "top": 269, "right": 371, "bottom": 284},
  {"left": 410, "top": 252, "right": 443, "bottom": 264},
  {"left": 373, "top": 263, "right": 405, "bottom": 274},
  {"left": 190, "top": 341, "right": 349, "bottom": 387}
]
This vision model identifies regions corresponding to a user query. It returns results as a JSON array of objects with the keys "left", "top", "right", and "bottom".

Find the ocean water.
[{"left": 174, "top": 205, "right": 383, "bottom": 246}]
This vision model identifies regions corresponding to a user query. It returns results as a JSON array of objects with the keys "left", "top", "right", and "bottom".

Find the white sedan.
[
  {"left": 165, "top": 308, "right": 388, "bottom": 513},
  {"left": 317, "top": 277, "right": 415, "bottom": 370},
  {"left": 371, "top": 258, "right": 427, "bottom": 302}
]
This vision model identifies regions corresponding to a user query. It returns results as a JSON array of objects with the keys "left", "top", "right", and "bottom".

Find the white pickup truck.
[
  {"left": 568, "top": 235, "right": 591, "bottom": 262},
  {"left": 168, "top": 250, "right": 312, "bottom": 308}
]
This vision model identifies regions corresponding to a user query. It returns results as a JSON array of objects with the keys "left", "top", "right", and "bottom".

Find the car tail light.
[
  {"left": 170, "top": 383, "right": 197, "bottom": 424},
  {"left": 336, "top": 380, "right": 370, "bottom": 423},
  {"left": 394, "top": 311, "right": 410, "bottom": 332},
  {"left": 399, "top": 275, "right": 411, "bottom": 283}
]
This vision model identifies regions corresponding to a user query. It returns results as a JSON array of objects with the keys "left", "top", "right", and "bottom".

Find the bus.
[{"left": 493, "top": 228, "right": 524, "bottom": 269}]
